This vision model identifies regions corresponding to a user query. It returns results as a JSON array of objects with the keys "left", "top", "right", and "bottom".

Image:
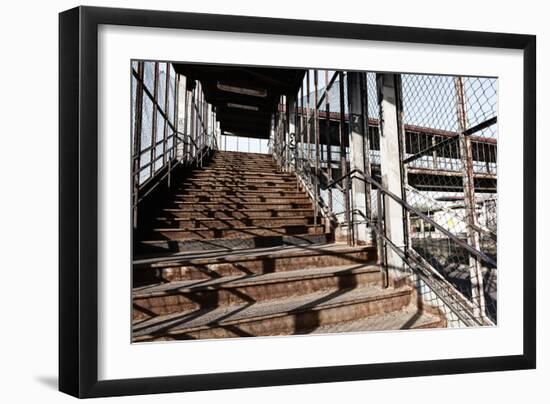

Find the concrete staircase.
[{"left": 133, "top": 151, "right": 445, "bottom": 341}]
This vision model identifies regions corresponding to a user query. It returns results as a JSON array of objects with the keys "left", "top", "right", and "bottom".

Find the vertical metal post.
[
  {"left": 455, "top": 76, "right": 486, "bottom": 319},
  {"left": 360, "top": 72, "right": 372, "bottom": 222},
  {"left": 190, "top": 86, "right": 196, "bottom": 161},
  {"left": 314, "top": 71, "right": 320, "bottom": 229},
  {"left": 199, "top": 88, "right": 203, "bottom": 167},
  {"left": 287, "top": 93, "right": 297, "bottom": 172},
  {"left": 151, "top": 62, "right": 159, "bottom": 176},
  {"left": 376, "top": 189, "right": 388, "bottom": 287},
  {"left": 306, "top": 71, "right": 312, "bottom": 163},
  {"left": 347, "top": 71, "right": 370, "bottom": 245},
  {"left": 132, "top": 62, "right": 144, "bottom": 229},
  {"left": 339, "top": 72, "right": 352, "bottom": 245},
  {"left": 184, "top": 84, "right": 191, "bottom": 164},
  {"left": 164, "top": 65, "right": 171, "bottom": 187},
  {"left": 395, "top": 74, "right": 412, "bottom": 252},
  {"left": 431, "top": 134, "right": 438, "bottom": 170},
  {"left": 298, "top": 85, "right": 304, "bottom": 182},
  {"left": 325, "top": 71, "right": 333, "bottom": 214},
  {"left": 173, "top": 68, "right": 178, "bottom": 159}
]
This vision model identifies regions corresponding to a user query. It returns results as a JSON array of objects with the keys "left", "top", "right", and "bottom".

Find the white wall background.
[{"left": 0, "top": 0, "right": 546, "bottom": 402}]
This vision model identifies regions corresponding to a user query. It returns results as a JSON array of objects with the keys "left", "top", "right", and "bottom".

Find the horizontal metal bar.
[
  {"left": 464, "top": 116, "right": 497, "bottom": 136},
  {"left": 403, "top": 116, "right": 497, "bottom": 164},
  {"left": 403, "top": 135, "right": 459, "bottom": 164}
]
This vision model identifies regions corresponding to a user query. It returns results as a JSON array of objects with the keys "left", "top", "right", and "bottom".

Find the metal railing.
[
  {"left": 323, "top": 167, "right": 495, "bottom": 326},
  {"left": 131, "top": 129, "right": 217, "bottom": 210}
]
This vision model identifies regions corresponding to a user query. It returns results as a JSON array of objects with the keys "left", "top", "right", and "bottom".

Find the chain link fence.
[{"left": 398, "top": 74, "right": 497, "bottom": 322}]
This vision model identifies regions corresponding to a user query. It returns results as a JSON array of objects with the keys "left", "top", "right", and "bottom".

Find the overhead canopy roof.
[{"left": 173, "top": 63, "right": 305, "bottom": 139}]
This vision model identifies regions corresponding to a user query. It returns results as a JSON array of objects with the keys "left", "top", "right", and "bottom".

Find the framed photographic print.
[{"left": 59, "top": 6, "right": 536, "bottom": 398}]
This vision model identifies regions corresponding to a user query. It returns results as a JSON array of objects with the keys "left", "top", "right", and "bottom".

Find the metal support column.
[
  {"left": 287, "top": 93, "right": 297, "bottom": 172},
  {"left": 325, "top": 71, "right": 333, "bottom": 214},
  {"left": 314, "top": 71, "right": 321, "bottom": 228},
  {"left": 455, "top": 76, "right": 486, "bottom": 319},
  {"left": 339, "top": 72, "right": 352, "bottom": 245},
  {"left": 347, "top": 72, "right": 370, "bottom": 245},
  {"left": 176, "top": 75, "right": 187, "bottom": 162},
  {"left": 377, "top": 73, "right": 407, "bottom": 281}
]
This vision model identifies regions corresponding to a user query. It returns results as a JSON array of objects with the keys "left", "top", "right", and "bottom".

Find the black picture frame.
[{"left": 59, "top": 5, "right": 536, "bottom": 398}]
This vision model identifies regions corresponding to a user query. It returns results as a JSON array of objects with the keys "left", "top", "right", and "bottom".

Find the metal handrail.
[
  {"left": 322, "top": 168, "right": 497, "bottom": 267},
  {"left": 404, "top": 184, "right": 497, "bottom": 239}
]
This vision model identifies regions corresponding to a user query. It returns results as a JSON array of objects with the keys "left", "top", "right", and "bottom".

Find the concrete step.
[
  {"left": 206, "top": 164, "right": 278, "bottom": 171},
  {"left": 206, "top": 159, "right": 278, "bottom": 166},
  {"left": 137, "top": 232, "right": 333, "bottom": 254},
  {"left": 166, "top": 202, "right": 314, "bottom": 210},
  {"left": 134, "top": 243, "right": 376, "bottom": 283},
  {"left": 190, "top": 173, "right": 296, "bottom": 182},
  {"left": 168, "top": 196, "right": 311, "bottom": 204},
  {"left": 207, "top": 164, "right": 277, "bottom": 170},
  {"left": 178, "top": 176, "right": 296, "bottom": 189},
  {"left": 132, "top": 284, "right": 414, "bottom": 341},
  {"left": 176, "top": 184, "right": 299, "bottom": 193},
  {"left": 149, "top": 223, "right": 326, "bottom": 240},
  {"left": 153, "top": 216, "right": 321, "bottom": 229},
  {"left": 173, "top": 190, "right": 304, "bottom": 198},
  {"left": 308, "top": 304, "right": 446, "bottom": 335},
  {"left": 159, "top": 208, "right": 315, "bottom": 219},
  {"left": 190, "top": 168, "right": 292, "bottom": 176},
  {"left": 132, "top": 263, "right": 383, "bottom": 321},
  {"left": 211, "top": 156, "right": 274, "bottom": 162},
  {"left": 212, "top": 151, "right": 272, "bottom": 158}
]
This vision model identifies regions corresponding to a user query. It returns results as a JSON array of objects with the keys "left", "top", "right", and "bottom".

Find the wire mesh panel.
[{"left": 400, "top": 73, "right": 498, "bottom": 322}]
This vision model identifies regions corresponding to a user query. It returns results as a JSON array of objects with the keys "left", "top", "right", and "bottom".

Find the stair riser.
[
  {"left": 184, "top": 177, "right": 296, "bottom": 183},
  {"left": 153, "top": 217, "right": 320, "bottom": 228},
  {"left": 188, "top": 178, "right": 296, "bottom": 186},
  {"left": 201, "top": 163, "right": 279, "bottom": 169},
  {"left": 210, "top": 157, "right": 274, "bottom": 163},
  {"left": 138, "top": 233, "right": 333, "bottom": 254},
  {"left": 167, "top": 203, "right": 314, "bottom": 210},
  {"left": 151, "top": 225, "right": 325, "bottom": 240},
  {"left": 134, "top": 291, "right": 412, "bottom": 341},
  {"left": 160, "top": 209, "right": 314, "bottom": 219},
  {"left": 178, "top": 184, "right": 299, "bottom": 192},
  {"left": 413, "top": 319, "right": 447, "bottom": 329},
  {"left": 173, "top": 191, "right": 304, "bottom": 198},
  {"left": 193, "top": 168, "right": 293, "bottom": 175},
  {"left": 170, "top": 197, "right": 311, "bottom": 204},
  {"left": 137, "top": 250, "right": 374, "bottom": 283},
  {"left": 211, "top": 156, "right": 273, "bottom": 161},
  {"left": 190, "top": 171, "right": 294, "bottom": 178},
  {"left": 133, "top": 270, "right": 383, "bottom": 321}
]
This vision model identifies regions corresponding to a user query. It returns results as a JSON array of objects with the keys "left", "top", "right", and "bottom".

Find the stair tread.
[
  {"left": 133, "top": 263, "right": 380, "bottom": 296},
  {"left": 162, "top": 208, "right": 313, "bottom": 212},
  {"left": 151, "top": 224, "right": 323, "bottom": 232},
  {"left": 135, "top": 242, "right": 372, "bottom": 267},
  {"left": 310, "top": 305, "right": 442, "bottom": 334},
  {"left": 132, "top": 284, "right": 412, "bottom": 338},
  {"left": 172, "top": 201, "right": 311, "bottom": 205},
  {"left": 139, "top": 232, "right": 332, "bottom": 247},
  {"left": 154, "top": 215, "right": 316, "bottom": 222}
]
